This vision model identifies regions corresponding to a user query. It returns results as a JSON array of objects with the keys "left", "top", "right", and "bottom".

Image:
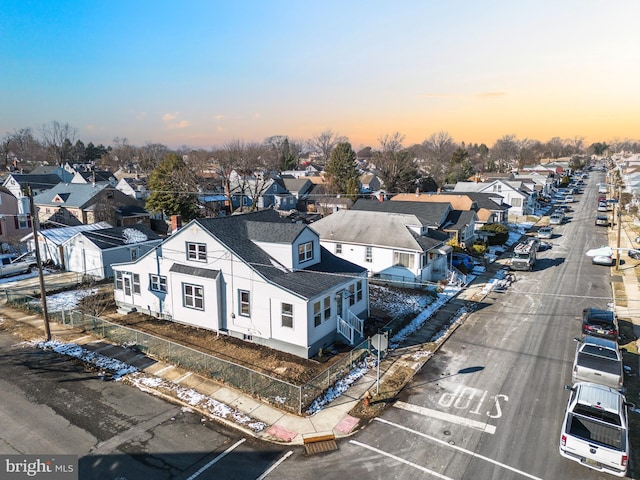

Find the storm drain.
[{"left": 303, "top": 433, "right": 338, "bottom": 455}]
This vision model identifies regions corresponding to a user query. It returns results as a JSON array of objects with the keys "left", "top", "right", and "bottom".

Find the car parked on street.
[
  {"left": 537, "top": 226, "right": 553, "bottom": 239},
  {"left": 582, "top": 308, "right": 618, "bottom": 341},
  {"left": 595, "top": 215, "right": 610, "bottom": 227},
  {"left": 592, "top": 255, "right": 615, "bottom": 266},
  {"left": 628, "top": 249, "right": 640, "bottom": 260}
]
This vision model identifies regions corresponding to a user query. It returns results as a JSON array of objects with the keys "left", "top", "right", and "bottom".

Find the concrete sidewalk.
[{"left": 0, "top": 261, "right": 506, "bottom": 446}]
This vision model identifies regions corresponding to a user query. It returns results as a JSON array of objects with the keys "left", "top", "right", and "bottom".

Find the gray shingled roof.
[
  {"left": 310, "top": 209, "right": 445, "bottom": 251},
  {"left": 33, "top": 182, "right": 110, "bottom": 208},
  {"left": 351, "top": 198, "right": 451, "bottom": 227},
  {"left": 8, "top": 173, "right": 62, "bottom": 190},
  {"left": 79, "top": 224, "right": 160, "bottom": 250},
  {"left": 193, "top": 210, "right": 366, "bottom": 299}
]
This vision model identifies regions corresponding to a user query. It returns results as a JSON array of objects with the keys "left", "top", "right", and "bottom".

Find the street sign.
[{"left": 371, "top": 333, "right": 388, "bottom": 353}]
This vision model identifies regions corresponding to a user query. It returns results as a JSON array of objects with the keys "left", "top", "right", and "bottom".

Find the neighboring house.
[
  {"left": 0, "top": 186, "right": 32, "bottom": 248},
  {"left": 71, "top": 169, "right": 117, "bottom": 186},
  {"left": 33, "top": 183, "right": 143, "bottom": 227},
  {"left": 116, "top": 177, "right": 149, "bottom": 200},
  {"left": 114, "top": 204, "right": 152, "bottom": 228},
  {"left": 280, "top": 177, "right": 313, "bottom": 201},
  {"left": 314, "top": 195, "right": 354, "bottom": 215},
  {"left": 21, "top": 222, "right": 112, "bottom": 267},
  {"left": 63, "top": 224, "right": 161, "bottom": 280},
  {"left": 359, "top": 173, "right": 382, "bottom": 193},
  {"left": 453, "top": 179, "right": 532, "bottom": 217},
  {"left": 2, "top": 173, "right": 62, "bottom": 204},
  {"left": 229, "top": 176, "right": 297, "bottom": 211},
  {"left": 392, "top": 192, "right": 508, "bottom": 230},
  {"left": 112, "top": 209, "right": 369, "bottom": 358},
  {"left": 30, "top": 165, "right": 75, "bottom": 183},
  {"left": 311, "top": 203, "right": 452, "bottom": 286}
]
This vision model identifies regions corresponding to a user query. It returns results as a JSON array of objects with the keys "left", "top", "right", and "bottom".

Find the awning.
[{"left": 431, "top": 245, "right": 453, "bottom": 255}]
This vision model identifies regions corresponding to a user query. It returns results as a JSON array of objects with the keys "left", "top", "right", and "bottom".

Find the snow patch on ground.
[
  {"left": 28, "top": 288, "right": 97, "bottom": 312},
  {"left": 305, "top": 356, "right": 377, "bottom": 415},
  {"left": 21, "top": 339, "right": 137, "bottom": 379},
  {"left": 128, "top": 372, "right": 267, "bottom": 432}
]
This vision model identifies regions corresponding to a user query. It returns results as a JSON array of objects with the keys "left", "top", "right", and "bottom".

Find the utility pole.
[
  {"left": 27, "top": 186, "right": 51, "bottom": 340},
  {"left": 616, "top": 184, "right": 622, "bottom": 271}
]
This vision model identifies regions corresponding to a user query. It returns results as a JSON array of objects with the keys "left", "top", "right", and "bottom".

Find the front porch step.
[{"left": 116, "top": 306, "right": 137, "bottom": 315}]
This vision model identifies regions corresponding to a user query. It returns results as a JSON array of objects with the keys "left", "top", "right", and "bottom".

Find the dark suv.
[{"left": 582, "top": 308, "right": 618, "bottom": 340}]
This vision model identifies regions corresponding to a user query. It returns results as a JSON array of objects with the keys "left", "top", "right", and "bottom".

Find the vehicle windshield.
[{"left": 581, "top": 345, "right": 618, "bottom": 359}]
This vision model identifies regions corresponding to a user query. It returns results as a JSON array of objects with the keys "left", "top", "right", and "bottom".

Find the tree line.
[{"left": 3, "top": 121, "right": 640, "bottom": 221}]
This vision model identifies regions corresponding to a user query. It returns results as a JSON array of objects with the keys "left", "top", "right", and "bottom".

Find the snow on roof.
[{"left": 122, "top": 227, "right": 148, "bottom": 244}]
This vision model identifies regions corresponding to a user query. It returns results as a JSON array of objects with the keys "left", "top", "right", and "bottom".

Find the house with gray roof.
[
  {"left": 21, "top": 222, "right": 112, "bottom": 267},
  {"left": 453, "top": 179, "right": 534, "bottom": 218},
  {"left": 63, "top": 224, "right": 161, "bottom": 280},
  {"left": 33, "top": 182, "right": 143, "bottom": 227},
  {"left": 112, "top": 209, "right": 368, "bottom": 358},
  {"left": 2, "top": 172, "right": 62, "bottom": 200},
  {"left": 310, "top": 202, "right": 453, "bottom": 287}
]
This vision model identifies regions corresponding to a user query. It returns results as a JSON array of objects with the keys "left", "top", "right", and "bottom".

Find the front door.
[{"left": 122, "top": 273, "right": 134, "bottom": 305}]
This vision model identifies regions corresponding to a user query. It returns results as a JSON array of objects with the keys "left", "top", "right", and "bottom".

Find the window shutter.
[
  {"left": 14, "top": 216, "right": 18, "bottom": 229},
  {"left": 27, "top": 215, "right": 32, "bottom": 228}
]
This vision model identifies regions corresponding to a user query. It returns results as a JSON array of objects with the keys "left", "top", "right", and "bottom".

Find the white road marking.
[
  {"left": 185, "top": 438, "right": 246, "bottom": 480},
  {"left": 255, "top": 450, "right": 294, "bottom": 480},
  {"left": 375, "top": 417, "right": 544, "bottom": 480},
  {"left": 394, "top": 400, "right": 496, "bottom": 434},
  {"left": 349, "top": 440, "right": 456, "bottom": 480}
]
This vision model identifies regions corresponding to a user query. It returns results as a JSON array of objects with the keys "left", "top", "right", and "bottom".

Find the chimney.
[{"left": 171, "top": 215, "right": 182, "bottom": 234}]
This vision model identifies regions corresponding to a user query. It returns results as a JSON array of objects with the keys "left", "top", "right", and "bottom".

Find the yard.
[{"left": 71, "top": 284, "right": 430, "bottom": 386}]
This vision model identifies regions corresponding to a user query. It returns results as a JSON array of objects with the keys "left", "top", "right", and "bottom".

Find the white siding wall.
[{"left": 65, "top": 236, "right": 105, "bottom": 279}]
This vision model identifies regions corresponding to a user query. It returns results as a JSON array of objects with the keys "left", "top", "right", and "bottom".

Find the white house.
[
  {"left": 63, "top": 224, "right": 161, "bottom": 280},
  {"left": 310, "top": 207, "right": 452, "bottom": 287},
  {"left": 112, "top": 209, "right": 369, "bottom": 358},
  {"left": 453, "top": 179, "right": 533, "bottom": 218},
  {"left": 21, "top": 222, "right": 112, "bottom": 267}
]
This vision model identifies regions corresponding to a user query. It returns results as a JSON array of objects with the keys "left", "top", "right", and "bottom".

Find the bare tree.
[
  {"left": 374, "top": 132, "right": 418, "bottom": 193},
  {"left": 308, "top": 129, "right": 347, "bottom": 165},
  {"left": 2, "top": 128, "right": 47, "bottom": 169},
  {"left": 39, "top": 121, "right": 78, "bottom": 165},
  {"left": 490, "top": 134, "right": 519, "bottom": 172},
  {"left": 138, "top": 142, "right": 169, "bottom": 174},
  {"left": 422, "top": 131, "right": 457, "bottom": 186}
]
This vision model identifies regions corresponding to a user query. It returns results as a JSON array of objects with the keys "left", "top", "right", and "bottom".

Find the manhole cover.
[{"left": 304, "top": 439, "right": 338, "bottom": 455}]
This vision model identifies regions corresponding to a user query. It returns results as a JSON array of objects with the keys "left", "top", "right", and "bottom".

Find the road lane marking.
[
  {"left": 255, "top": 450, "right": 293, "bottom": 480},
  {"left": 186, "top": 438, "right": 246, "bottom": 480},
  {"left": 349, "top": 440, "right": 455, "bottom": 480},
  {"left": 394, "top": 400, "right": 496, "bottom": 434},
  {"left": 375, "top": 418, "right": 544, "bottom": 480}
]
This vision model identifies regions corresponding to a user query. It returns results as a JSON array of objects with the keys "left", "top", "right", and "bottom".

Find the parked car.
[
  {"left": 0, "top": 253, "right": 37, "bottom": 278},
  {"left": 598, "top": 202, "right": 608, "bottom": 212},
  {"left": 595, "top": 215, "right": 610, "bottom": 227},
  {"left": 537, "top": 226, "right": 553, "bottom": 239},
  {"left": 571, "top": 336, "right": 624, "bottom": 391},
  {"left": 451, "top": 253, "right": 474, "bottom": 271},
  {"left": 592, "top": 255, "right": 615, "bottom": 266},
  {"left": 559, "top": 382, "right": 632, "bottom": 477},
  {"left": 582, "top": 308, "right": 618, "bottom": 341},
  {"left": 628, "top": 249, "right": 640, "bottom": 260}
]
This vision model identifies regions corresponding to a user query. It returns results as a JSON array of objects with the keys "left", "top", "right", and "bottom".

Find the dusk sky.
[{"left": 2, "top": 0, "right": 639, "bottom": 151}]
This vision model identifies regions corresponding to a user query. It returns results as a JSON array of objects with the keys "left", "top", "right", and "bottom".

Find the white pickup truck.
[
  {"left": 0, "top": 253, "right": 37, "bottom": 278},
  {"left": 559, "top": 382, "right": 631, "bottom": 477},
  {"left": 571, "top": 336, "right": 624, "bottom": 391}
]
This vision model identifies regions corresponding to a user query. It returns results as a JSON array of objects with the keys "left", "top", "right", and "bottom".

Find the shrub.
[{"left": 479, "top": 223, "right": 509, "bottom": 245}]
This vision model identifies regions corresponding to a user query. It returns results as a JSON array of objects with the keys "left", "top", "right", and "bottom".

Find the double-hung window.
[
  {"left": 298, "top": 241, "right": 313, "bottom": 263},
  {"left": 150, "top": 274, "right": 167, "bottom": 293},
  {"left": 187, "top": 242, "right": 207, "bottom": 262},
  {"left": 239, "top": 290, "right": 250, "bottom": 316},
  {"left": 115, "top": 271, "right": 123, "bottom": 290},
  {"left": 282, "top": 303, "right": 293, "bottom": 328},
  {"left": 132, "top": 274, "right": 141, "bottom": 294},
  {"left": 183, "top": 283, "right": 204, "bottom": 310},
  {"left": 313, "top": 301, "right": 321, "bottom": 327},
  {"left": 365, "top": 246, "right": 372, "bottom": 263}
]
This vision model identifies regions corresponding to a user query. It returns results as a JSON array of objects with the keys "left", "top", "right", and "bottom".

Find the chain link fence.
[{"left": 4, "top": 290, "right": 373, "bottom": 415}]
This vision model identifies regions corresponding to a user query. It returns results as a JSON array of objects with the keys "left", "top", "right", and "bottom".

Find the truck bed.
[
  {"left": 568, "top": 414, "right": 622, "bottom": 450},
  {"left": 573, "top": 351, "right": 623, "bottom": 389}
]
